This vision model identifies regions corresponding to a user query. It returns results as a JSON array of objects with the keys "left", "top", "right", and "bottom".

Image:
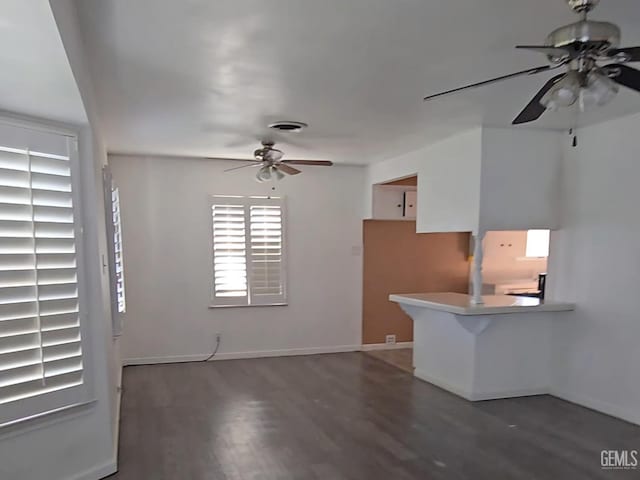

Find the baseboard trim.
[
  {"left": 123, "top": 345, "right": 362, "bottom": 366},
  {"left": 414, "top": 369, "right": 548, "bottom": 401},
  {"left": 413, "top": 369, "right": 474, "bottom": 400},
  {"left": 468, "top": 388, "right": 549, "bottom": 401},
  {"left": 68, "top": 458, "right": 117, "bottom": 480},
  {"left": 361, "top": 342, "right": 413, "bottom": 351},
  {"left": 549, "top": 388, "right": 640, "bottom": 426},
  {"left": 414, "top": 370, "right": 638, "bottom": 423},
  {"left": 112, "top": 364, "right": 122, "bottom": 469}
]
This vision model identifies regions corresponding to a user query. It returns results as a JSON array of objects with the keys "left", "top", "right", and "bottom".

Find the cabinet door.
[
  {"left": 404, "top": 191, "right": 417, "bottom": 218},
  {"left": 373, "top": 188, "right": 405, "bottom": 219}
]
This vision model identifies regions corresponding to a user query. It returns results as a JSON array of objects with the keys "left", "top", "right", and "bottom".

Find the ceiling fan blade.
[
  {"left": 606, "top": 64, "right": 640, "bottom": 92},
  {"left": 512, "top": 73, "right": 566, "bottom": 125},
  {"left": 276, "top": 163, "right": 302, "bottom": 175},
  {"left": 607, "top": 46, "right": 640, "bottom": 62},
  {"left": 223, "top": 162, "right": 262, "bottom": 172},
  {"left": 281, "top": 160, "right": 333, "bottom": 166},
  {"left": 516, "top": 45, "right": 574, "bottom": 58},
  {"left": 423, "top": 65, "right": 554, "bottom": 101}
]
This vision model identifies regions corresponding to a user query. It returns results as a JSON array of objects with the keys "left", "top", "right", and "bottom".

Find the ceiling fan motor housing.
[
  {"left": 545, "top": 20, "right": 621, "bottom": 62},
  {"left": 567, "top": 0, "right": 599, "bottom": 13}
]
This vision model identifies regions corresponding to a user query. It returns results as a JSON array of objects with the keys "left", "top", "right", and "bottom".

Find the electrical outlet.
[
  {"left": 215, "top": 333, "right": 221, "bottom": 343},
  {"left": 385, "top": 334, "right": 396, "bottom": 345}
]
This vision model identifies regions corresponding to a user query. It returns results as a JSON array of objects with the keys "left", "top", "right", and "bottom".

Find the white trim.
[
  {"left": 0, "top": 110, "right": 80, "bottom": 138},
  {"left": 414, "top": 369, "right": 547, "bottom": 401},
  {"left": 414, "top": 369, "right": 474, "bottom": 399},
  {"left": 549, "top": 388, "right": 640, "bottom": 426},
  {"left": 468, "top": 388, "right": 549, "bottom": 401},
  {"left": 112, "top": 364, "right": 123, "bottom": 464},
  {"left": 361, "top": 342, "right": 414, "bottom": 351},
  {"left": 123, "top": 345, "right": 362, "bottom": 366},
  {"left": 67, "top": 458, "right": 117, "bottom": 480}
]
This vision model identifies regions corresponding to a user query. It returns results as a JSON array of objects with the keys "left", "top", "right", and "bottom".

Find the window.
[
  {"left": 111, "top": 187, "right": 126, "bottom": 314},
  {"left": 103, "top": 165, "right": 126, "bottom": 336},
  {"left": 210, "top": 196, "right": 287, "bottom": 307},
  {"left": 0, "top": 121, "right": 88, "bottom": 426},
  {"left": 526, "top": 229, "right": 550, "bottom": 257}
]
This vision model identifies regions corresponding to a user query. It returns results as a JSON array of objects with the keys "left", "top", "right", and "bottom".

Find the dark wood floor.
[
  {"left": 110, "top": 353, "right": 640, "bottom": 479},
  {"left": 364, "top": 348, "right": 413, "bottom": 373}
]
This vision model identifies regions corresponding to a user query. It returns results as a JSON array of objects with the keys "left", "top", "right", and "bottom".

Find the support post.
[{"left": 471, "top": 231, "right": 485, "bottom": 305}]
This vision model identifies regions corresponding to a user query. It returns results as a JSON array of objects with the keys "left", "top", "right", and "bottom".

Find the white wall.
[
  {"left": 110, "top": 155, "right": 365, "bottom": 363},
  {"left": 548, "top": 111, "right": 640, "bottom": 425},
  {"left": 0, "top": 3, "right": 119, "bottom": 480},
  {"left": 51, "top": 0, "right": 123, "bottom": 457},
  {"left": 480, "top": 128, "right": 563, "bottom": 232},
  {"left": 367, "top": 128, "right": 482, "bottom": 233}
]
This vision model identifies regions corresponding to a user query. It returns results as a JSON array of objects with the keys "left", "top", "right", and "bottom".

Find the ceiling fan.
[
  {"left": 423, "top": 0, "right": 640, "bottom": 125},
  {"left": 222, "top": 140, "right": 333, "bottom": 182}
]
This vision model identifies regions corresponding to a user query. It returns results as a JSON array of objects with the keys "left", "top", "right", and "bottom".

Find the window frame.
[
  {"left": 0, "top": 117, "right": 93, "bottom": 428},
  {"left": 209, "top": 195, "right": 288, "bottom": 308}
]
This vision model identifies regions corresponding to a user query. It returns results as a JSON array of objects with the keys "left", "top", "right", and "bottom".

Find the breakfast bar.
[{"left": 389, "top": 292, "right": 575, "bottom": 401}]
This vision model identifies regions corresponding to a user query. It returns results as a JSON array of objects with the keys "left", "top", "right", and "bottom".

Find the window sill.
[
  {"left": 209, "top": 303, "right": 288, "bottom": 309},
  {"left": 0, "top": 399, "right": 97, "bottom": 438}
]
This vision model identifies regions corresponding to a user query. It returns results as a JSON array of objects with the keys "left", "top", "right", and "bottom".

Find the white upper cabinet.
[
  {"left": 404, "top": 190, "right": 417, "bottom": 218},
  {"left": 372, "top": 185, "right": 417, "bottom": 220}
]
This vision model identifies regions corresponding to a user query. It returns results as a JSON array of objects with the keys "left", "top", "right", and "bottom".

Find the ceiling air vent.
[{"left": 268, "top": 121, "right": 308, "bottom": 133}]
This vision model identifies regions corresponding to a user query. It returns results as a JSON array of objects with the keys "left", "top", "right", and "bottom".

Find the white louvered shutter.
[
  {"left": 0, "top": 122, "right": 87, "bottom": 426},
  {"left": 248, "top": 199, "right": 286, "bottom": 305},
  {"left": 210, "top": 196, "right": 286, "bottom": 307},
  {"left": 211, "top": 200, "right": 248, "bottom": 306},
  {"left": 112, "top": 187, "right": 126, "bottom": 313}
]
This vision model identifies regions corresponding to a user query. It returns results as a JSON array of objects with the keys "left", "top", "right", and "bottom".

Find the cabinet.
[
  {"left": 404, "top": 191, "right": 417, "bottom": 218},
  {"left": 372, "top": 185, "right": 417, "bottom": 220}
]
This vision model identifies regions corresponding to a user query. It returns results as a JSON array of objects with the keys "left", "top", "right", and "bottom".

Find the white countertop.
[{"left": 389, "top": 292, "right": 575, "bottom": 316}]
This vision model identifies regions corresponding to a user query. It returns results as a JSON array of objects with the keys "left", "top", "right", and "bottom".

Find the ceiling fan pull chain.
[{"left": 569, "top": 128, "right": 578, "bottom": 148}]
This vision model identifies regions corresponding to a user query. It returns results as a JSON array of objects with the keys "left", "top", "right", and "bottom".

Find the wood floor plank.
[{"left": 108, "top": 353, "right": 640, "bottom": 479}]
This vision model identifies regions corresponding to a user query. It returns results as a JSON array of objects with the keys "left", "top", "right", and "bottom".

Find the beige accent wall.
[{"left": 362, "top": 221, "right": 470, "bottom": 344}]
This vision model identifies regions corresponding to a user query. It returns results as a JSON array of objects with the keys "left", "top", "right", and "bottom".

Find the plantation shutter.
[
  {"left": 0, "top": 122, "right": 88, "bottom": 427},
  {"left": 112, "top": 188, "right": 126, "bottom": 314},
  {"left": 210, "top": 196, "right": 286, "bottom": 307},
  {"left": 103, "top": 165, "right": 126, "bottom": 336},
  {"left": 248, "top": 199, "right": 286, "bottom": 305},
  {"left": 211, "top": 200, "right": 248, "bottom": 306}
]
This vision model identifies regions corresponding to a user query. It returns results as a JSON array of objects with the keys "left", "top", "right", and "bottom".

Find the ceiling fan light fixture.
[
  {"left": 273, "top": 167, "right": 285, "bottom": 181},
  {"left": 255, "top": 165, "right": 285, "bottom": 183},
  {"left": 256, "top": 166, "right": 272, "bottom": 183},
  {"left": 541, "top": 72, "right": 580, "bottom": 111},
  {"left": 578, "top": 70, "right": 619, "bottom": 111}
]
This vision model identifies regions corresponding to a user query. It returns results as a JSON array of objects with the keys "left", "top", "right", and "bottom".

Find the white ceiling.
[
  {"left": 0, "top": 0, "right": 86, "bottom": 125},
  {"left": 74, "top": 0, "right": 640, "bottom": 164}
]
